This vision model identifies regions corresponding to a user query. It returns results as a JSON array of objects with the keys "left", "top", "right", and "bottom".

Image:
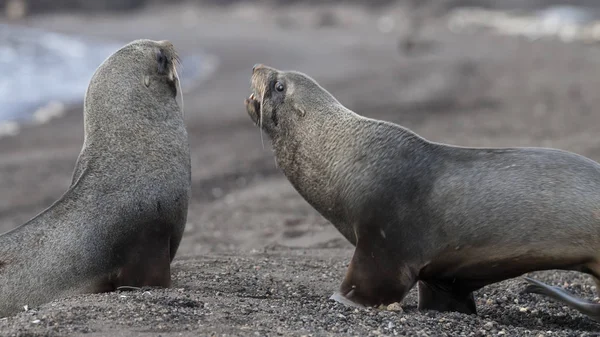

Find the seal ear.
[{"left": 293, "top": 102, "right": 306, "bottom": 117}]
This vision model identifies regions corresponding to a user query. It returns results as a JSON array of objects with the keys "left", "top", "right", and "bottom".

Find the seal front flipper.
[
  {"left": 524, "top": 277, "right": 600, "bottom": 322},
  {"left": 335, "top": 234, "right": 417, "bottom": 308},
  {"left": 417, "top": 281, "right": 477, "bottom": 314},
  {"left": 113, "top": 228, "right": 173, "bottom": 289}
]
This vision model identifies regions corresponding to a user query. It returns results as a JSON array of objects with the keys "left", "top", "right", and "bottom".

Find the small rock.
[
  {"left": 386, "top": 302, "right": 403, "bottom": 312},
  {"left": 484, "top": 321, "right": 494, "bottom": 330},
  {"left": 519, "top": 307, "right": 529, "bottom": 312},
  {"left": 31, "top": 319, "right": 40, "bottom": 324}
]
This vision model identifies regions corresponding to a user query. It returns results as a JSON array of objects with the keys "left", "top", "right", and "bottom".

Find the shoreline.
[{"left": 0, "top": 22, "right": 219, "bottom": 139}]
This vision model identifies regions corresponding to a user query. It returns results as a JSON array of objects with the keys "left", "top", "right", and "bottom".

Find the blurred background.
[
  {"left": 2, "top": 0, "right": 600, "bottom": 138},
  {"left": 3, "top": 0, "right": 600, "bottom": 335}
]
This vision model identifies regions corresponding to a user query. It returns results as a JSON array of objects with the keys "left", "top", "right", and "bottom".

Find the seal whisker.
[
  {"left": 259, "top": 100, "right": 265, "bottom": 150},
  {"left": 172, "top": 49, "right": 181, "bottom": 70},
  {"left": 117, "top": 285, "right": 143, "bottom": 291},
  {"left": 174, "top": 66, "right": 184, "bottom": 116}
]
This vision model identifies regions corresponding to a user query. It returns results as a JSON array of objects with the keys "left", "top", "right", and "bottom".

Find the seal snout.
[
  {"left": 154, "top": 40, "right": 180, "bottom": 83},
  {"left": 246, "top": 63, "right": 278, "bottom": 127},
  {"left": 245, "top": 66, "right": 265, "bottom": 126},
  {"left": 245, "top": 89, "right": 261, "bottom": 126}
]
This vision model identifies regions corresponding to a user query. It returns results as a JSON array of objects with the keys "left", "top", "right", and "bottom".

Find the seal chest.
[
  {"left": 0, "top": 39, "right": 190, "bottom": 317},
  {"left": 245, "top": 64, "right": 600, "bottom": 322}
]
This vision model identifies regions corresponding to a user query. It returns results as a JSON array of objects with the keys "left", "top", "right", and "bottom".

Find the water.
[
  {"left": 536, "top": 5, "right": 599, "bottom": 25},
  {"left": 0, "top": 24, "right": 217, "bottom": 127}
]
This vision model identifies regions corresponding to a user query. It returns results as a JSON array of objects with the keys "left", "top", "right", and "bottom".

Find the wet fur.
[
  {"left": 245, "top": 65, "right": 600, "bottom": 321},
  {"left": 0, "top": 40, "right": 191, "bottom": 317}
]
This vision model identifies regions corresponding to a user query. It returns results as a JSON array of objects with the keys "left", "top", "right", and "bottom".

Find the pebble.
[{"left": 386, "top": 302, "right": 403, "bottom": 312}]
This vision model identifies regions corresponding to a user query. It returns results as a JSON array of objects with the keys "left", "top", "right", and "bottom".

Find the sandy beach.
[{"left": 1, "top": 1, "right": 600, "bottom": 335}]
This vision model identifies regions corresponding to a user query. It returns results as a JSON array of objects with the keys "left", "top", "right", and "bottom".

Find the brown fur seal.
[
  {"left": 0, "top": 39, "right": 191, "bottom": 317},
  {"left": 244, "top": 64, "right": 600, "bottom": 321}
]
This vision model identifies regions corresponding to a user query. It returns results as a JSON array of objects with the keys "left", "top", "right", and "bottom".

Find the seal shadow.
[
  {"left": 396, "top": 282, "right": 599, "bottom": 331},
  {"left": 412, "top": 292, "right": 599, "bottom": 332},
  {"left": 487, "top": 306, "right": 599, "bottom": 332},
  {"left": 477, "top": 291, "right": 600, "bottom": 332}
]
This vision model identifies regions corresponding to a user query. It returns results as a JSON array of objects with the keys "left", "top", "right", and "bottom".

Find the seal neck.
[{"left": 272, "top": 106, "right": 430, "bottom": 229}]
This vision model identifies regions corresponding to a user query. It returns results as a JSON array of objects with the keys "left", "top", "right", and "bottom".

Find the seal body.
[
  {"left": 0, "top": 39, "right": 191, "bottom": 317},
  {"left": 244, "top": 64, "right": 600, "bottom": 319}
]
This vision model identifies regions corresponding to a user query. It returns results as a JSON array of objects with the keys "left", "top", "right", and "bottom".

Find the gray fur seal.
[
  {"left": 0, "top": 39, "right": 191, "bottom": 317},
  {"left": 244, "top": 64, "right": 600, "bottom": 321}
]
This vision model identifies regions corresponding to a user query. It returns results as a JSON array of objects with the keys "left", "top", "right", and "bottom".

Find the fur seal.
[
  {"left": 244, "top": 64, "right": 600, "bottom": 320},
  {"left": 0, "top": 39, "right": 191, "bottom": 317}
]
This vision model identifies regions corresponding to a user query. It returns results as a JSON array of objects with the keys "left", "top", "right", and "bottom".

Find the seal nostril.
[{"left": 157, "top": 50, "right": 169, "bottom": 75}]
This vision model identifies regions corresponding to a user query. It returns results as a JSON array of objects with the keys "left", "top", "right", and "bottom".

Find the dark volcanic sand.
[{"left": 1, "top": 2, "right": 600, "bottom": 336}]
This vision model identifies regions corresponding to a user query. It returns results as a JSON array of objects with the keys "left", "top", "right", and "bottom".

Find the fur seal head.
[
  {"left": 244, "top": 64, "right": 374, "bottom": 244},
  {"left": 244, "top": 64, "right": 343, "bottom": 140},
  {"left": 83, "top": 39, "right": 182, "bottom": 140}
]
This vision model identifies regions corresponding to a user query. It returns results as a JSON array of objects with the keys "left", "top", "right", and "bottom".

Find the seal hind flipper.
[
  {"left": 524, "top": 276, "right": 600, "bottom": 322},
  {"left": 417, "top": 281, "right": 477, "bottom": 314}
]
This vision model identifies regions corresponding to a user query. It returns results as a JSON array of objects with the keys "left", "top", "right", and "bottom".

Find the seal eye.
[{"left": 275, "top": 81, "right": 285, "bottom": 92}]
